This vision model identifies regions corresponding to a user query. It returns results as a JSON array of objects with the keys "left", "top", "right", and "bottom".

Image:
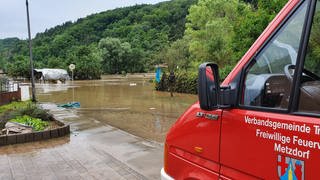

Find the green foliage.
[
  {"left": 0, "top": 39, "right": 29, "bottom": 74},
  {"left": 0, "top": 101, "right": 52, "bottom": 130},
  {"left": 99, "top": 37, "right": 148, "bottom": 74},
  {"left": 7, "top": 55, "right": 30, "bottom": 78},
  {"left": 156, "top": 71, "right": 198, "bottom": 94},
  {"left": 155, "top": 0, "right": 288, "bottom": 94},
  {"left": 99, "top": 37, "right": 130, "bottom": 74},
  {"left": 184, "top": 0, "right": 288, "bottom": 80},
  {"left": 68, "top": 45, "right": 102, "bottom": 80},
  {"left": 11, "top": 102, "right": 52, "bottom": 121},
  {"left": 186, "top": 0, "right": 251, "bottom": 68},
  {"left": 0, "top": 101, "right": 52, "bottom": 121},
  {"left": 0, "top": 0, "right": 291, "bottom": 93},
  {"left": 0, "top": 101, "right": 32, "bottom": 129},
  {"left": 47, "top": 57, "right": 65, "bottom": 69},
  {"left": 257, "top": 0, "right": 288, "bottom": 14},
  {"left": 233, "top": 0, "right": 288, "bottom": 61},
  {"left": 10, "top": 115, "right": 49, "bottom": 131},
  {"left": 0, "top": 101, "right": 29, "bottom": 115},
  {"left": 155, "top": 38, "right": 191, "bottom": 72},
  {"left": 0, "top": 57, "right": 6, "bottom": 71},
  {"left": 305, "top": 10, "right": 320, "bottom": 76},
  {"left": 0, "top": 0, "right": 197, "bottom": 78}
]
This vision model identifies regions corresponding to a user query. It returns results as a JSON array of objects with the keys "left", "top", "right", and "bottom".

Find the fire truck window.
[
  {"left": 298, "top": 1, "right": 320, "bottom": 114},
  {"left": 242, "top": 2, "right": 308, "bottom": 109}
]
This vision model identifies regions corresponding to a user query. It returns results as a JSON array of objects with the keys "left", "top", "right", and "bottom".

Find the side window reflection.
[
  {"left": 298, "top": 1, "right": 320, "bottom": 113},
  {"left": 242, "top": 2, "right": 308, "bottom": 109}
]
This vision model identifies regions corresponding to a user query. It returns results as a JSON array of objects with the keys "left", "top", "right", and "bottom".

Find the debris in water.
[{"left": 58, "top": 102, "right": 80, "bottom": 108}]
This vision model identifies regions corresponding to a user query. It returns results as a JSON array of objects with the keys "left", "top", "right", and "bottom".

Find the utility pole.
[{"left": 26, "top": 0, "right": 36, "bottom": 102}]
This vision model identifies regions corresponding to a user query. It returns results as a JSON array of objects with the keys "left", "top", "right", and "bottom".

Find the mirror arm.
[{"left": 219, "top": 85, "right": 235, "bottom": 109}]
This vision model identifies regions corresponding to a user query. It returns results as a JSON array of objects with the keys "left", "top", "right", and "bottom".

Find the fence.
[
  {"left": 1, "top": 83, "right": 18, "bottom": 92},
  {"left": 0, "top": 78, "right": 21, "bottom": 105}
]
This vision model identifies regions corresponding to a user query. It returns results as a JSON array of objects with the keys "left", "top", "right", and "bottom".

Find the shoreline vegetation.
[
  {"left": 155, "top": 71, "right": 198, "bottom": 94},
  {"left": 0, "top": 0, "right": 289, "bottom": 94}
]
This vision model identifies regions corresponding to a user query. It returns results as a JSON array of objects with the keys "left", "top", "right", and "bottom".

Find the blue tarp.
[
  {"left": 155, "top": 67, "right": 161, "bottom": 83},
  {"left": 58, "top": 102, "right": 80, "bottom": 108}
]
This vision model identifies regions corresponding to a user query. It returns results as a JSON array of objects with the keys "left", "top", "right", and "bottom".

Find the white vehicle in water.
[{"left": 34, "top": 68, "right": 70, "bottom": 83}]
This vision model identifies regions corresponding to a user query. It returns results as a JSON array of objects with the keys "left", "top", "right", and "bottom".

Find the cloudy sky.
[{"left": 0, "top": 0, "right": 167, "bottom": 39}]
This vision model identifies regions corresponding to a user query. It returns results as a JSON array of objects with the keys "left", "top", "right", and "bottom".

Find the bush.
[
  {"left": 12, "top": 103, "right": 52, "bottom": 121},
  {"left": 10, "top": 115, "right": 49, "bottom": 131},
  {"left": 155, "top": 71, "right": 198, "bottom": 94}
]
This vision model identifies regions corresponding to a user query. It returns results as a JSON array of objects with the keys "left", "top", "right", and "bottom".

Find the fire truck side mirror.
[{"left": 198, "top": 63, "right": 220, "bottom": 111}]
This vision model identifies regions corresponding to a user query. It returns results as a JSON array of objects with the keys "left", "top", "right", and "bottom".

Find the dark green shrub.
[
  {"left": 155, "top": 71, "right": 198, "bottom": 94},
  {"left": 13, "top": 103, "right": 52, "bottom": 121}
]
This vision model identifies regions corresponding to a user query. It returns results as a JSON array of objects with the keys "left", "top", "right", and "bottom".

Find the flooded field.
[{"left": 37, "top": 74, "right": 197, "bottom": 142}]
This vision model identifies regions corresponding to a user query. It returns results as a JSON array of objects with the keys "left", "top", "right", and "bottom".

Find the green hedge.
[
  {"left": 155, "top": 65, "right": 233, "bottom": 94},
  {"left": 155, "top": 71, "right": 198, "bottom": 94}
]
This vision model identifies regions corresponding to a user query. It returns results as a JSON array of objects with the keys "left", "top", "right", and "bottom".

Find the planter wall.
[{"left": 0, "top": 124, "right": 70, "bottom": 146}]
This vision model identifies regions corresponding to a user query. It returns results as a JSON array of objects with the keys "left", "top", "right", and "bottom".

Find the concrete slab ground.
[{"left": 0, "top": 103, "right": 163, "bottom": 180}]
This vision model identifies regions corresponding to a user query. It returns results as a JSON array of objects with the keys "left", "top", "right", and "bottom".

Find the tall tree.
[
  {"left": 186, "top": 0, "right": 250, "bottom": 67},
  {"left": 185, "top": 0, "right": 287, "bottom": 79},
  {"left": 68, "top": 45, "right": 102, "bottom": 80},
  {"left": 98, "top": 37, "right": 141, "bottom": 74},
  {"left": 7, "top": 56, "right": 30, "bottom": 78}
]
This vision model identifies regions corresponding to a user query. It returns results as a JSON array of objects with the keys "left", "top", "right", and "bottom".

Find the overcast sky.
[{"left": 0, "top": 0, "right": 167, "bottom": 39}]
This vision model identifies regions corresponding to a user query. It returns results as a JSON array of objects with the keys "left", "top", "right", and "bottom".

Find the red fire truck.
[{"left": 161, "top": 0, "right": 320, "bottom": 179}]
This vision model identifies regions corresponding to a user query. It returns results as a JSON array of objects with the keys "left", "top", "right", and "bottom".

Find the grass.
[{"left": 0, "top": 101, "right": 30, "bottom": 115}]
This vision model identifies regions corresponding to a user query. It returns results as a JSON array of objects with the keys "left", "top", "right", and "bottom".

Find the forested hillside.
[
  {"left": 0, "top": 0, "right": 289, "bottom": 83},
  {"left": 0, "top": 0, "right": 197, "bottom": 79}
]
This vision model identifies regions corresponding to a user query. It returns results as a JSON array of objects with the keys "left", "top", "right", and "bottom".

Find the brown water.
[{"left": 37, "top": 74, "right": 197, "bottom": 142}]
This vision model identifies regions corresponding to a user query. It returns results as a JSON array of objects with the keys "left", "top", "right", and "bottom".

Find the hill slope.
[{"left": 0, "top": 0, "right": 197, "bottom": 78}]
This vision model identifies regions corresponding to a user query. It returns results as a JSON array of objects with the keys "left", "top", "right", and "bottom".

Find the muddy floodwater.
[{"left": 37, "top": 74, "right": 197, "bottom": 142}]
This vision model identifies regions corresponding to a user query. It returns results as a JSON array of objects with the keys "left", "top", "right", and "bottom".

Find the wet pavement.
[
  {"left": 0, "top": 103, "right": 163, "bottom": 180},
  {"left": 0, "top": 75, "right": 197, "bottom": 179}
]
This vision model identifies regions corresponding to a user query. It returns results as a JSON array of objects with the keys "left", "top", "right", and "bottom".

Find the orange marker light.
[{"left": 194, "top": 147, "right": 203, "bottom": 153}]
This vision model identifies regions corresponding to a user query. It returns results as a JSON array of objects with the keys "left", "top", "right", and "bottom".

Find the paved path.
[{"left": 0, "top": 104, "right": 163, "bottom": 180}]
